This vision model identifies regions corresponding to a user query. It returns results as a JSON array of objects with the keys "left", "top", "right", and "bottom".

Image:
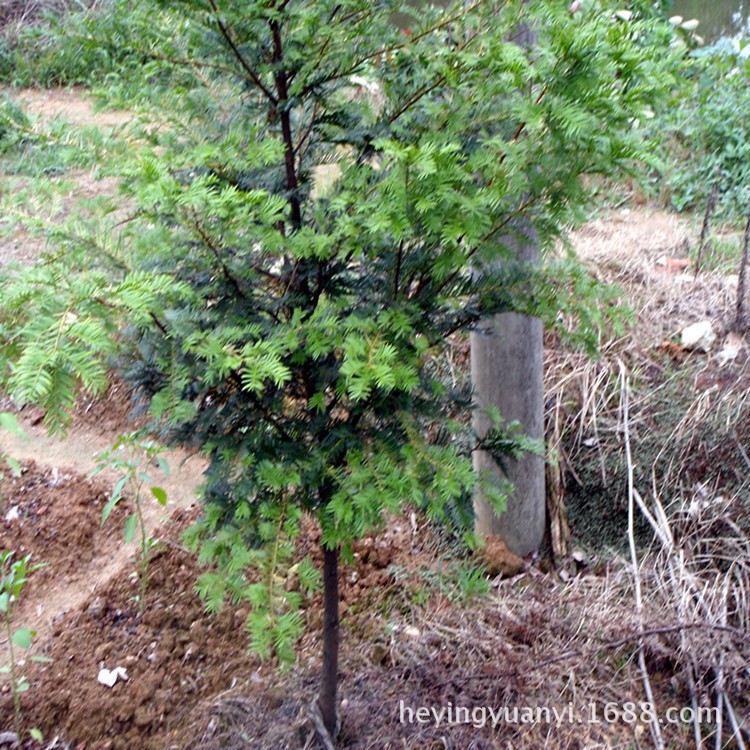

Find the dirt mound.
[
  {"left": 0, "top": 460, "right": 124, "bottom": 589},
  {"left": 72, "top": 375, "right": 146, "bottom": 438},
  {"left": 0, "top": 481, "right": 469, "bottom": 750}
]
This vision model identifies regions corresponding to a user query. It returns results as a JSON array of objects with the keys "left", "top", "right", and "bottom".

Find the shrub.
[
  {"left": 0, "top": 0, "right": 676, "bottom": 742},
  {"left": 0, "top": 0, "right": 148, "bottom": 88},
  {"left": 657, "top": 39, "right": 750, "bottom": 222}
]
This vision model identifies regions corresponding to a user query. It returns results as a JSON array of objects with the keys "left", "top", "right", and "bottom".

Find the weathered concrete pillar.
[{"left": 472, "top": 230, "right": 545, "bottom": 556}]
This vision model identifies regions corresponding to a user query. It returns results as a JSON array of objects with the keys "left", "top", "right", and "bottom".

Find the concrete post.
[{"left": 472, "top": 228, "right": 545, "bottom": 556}]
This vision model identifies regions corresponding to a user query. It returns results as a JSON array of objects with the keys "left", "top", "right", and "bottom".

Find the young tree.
[{"left": 0, "top": 0, "right": 673, "bottom": 742}]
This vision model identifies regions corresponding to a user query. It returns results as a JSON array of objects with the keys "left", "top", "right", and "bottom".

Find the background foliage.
[{"left": 656, "top": 39, "right": 750, "bottom": 221}]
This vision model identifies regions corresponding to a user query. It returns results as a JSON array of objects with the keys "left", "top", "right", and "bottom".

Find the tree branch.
[
  {"left": 271, "top": 19, "right": 303, "bottom": 230},
  {"left": 188, "top": 209, "right": 247, "bottom": 300},
  {"left": 207, "top": 0, "right": 278, "bottom": 103}
]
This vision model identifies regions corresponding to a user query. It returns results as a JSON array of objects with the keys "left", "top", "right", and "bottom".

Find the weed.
[
  {"left": 0, "top": 551, "right": 51, "bottom": 745},
  {"left": 0, "top": 97, "right": 125, "bottom": 178},
  {"left": 0, "top": 413, "right": 24, "bottom": 512},
  {"left": 91, "top": 432, "right": 170, "bottom": 615},
  {"left": 390, "top": 557, "right": 491, "bottom": 609},
  {"left": 694, "top": 232, "right": 743, "bottom": 275}
]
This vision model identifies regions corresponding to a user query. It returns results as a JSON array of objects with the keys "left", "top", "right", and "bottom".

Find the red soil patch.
[{"left": 0, "top": 460, "right": 124, "bottom": 595}]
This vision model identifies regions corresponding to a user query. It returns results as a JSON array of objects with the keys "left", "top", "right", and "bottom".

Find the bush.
[
  {"left": 0, "top": 0, "right": 676, "bottom": 741},
  {"left": 657, "top": 39, "right": 750, "bottom": 222}
]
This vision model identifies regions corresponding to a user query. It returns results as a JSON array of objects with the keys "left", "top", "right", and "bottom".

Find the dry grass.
[
  {"left": 187, "top": 518, "right": 748, "bottom": 748},
  {"left": 547, "top": 209, "right": 750, "bottom": 503},
  {"left": 0, "top": 0, "right": 105, "bottom": 28}
]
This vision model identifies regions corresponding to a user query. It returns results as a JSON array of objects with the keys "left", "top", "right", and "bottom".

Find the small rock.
[
  {"left": 48, "top": 466, "right": 64, "bottom": 488},
  {"left": 681, "top": 320, "right": 716, "bottom": 352},
  {"left": 133, "top": 705, "right": 154, "bottom": 728},
  {"left": 98, "top": 666, "right": 128, "bottom": 687},
  {"left": 27, "top": 407, "right": 46, "bottom": 426},
  {"left": 87, "top": 597, "right": 105, "bottom": 620},
  {"left": 571, "top": 549, "right": 587, "bottom": 564},
  {"left": 0, "top": 732, "right": 19, "bottom": 748},
  {"left": 94, "top": 642, "right": 113, "bottom": 663}
]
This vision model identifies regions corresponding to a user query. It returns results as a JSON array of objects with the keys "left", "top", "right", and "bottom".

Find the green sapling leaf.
[
  {"left": 124, "top": 513, "right": 137, "bottom": 544},
  {"left": 5, "top": 456, "right": 21, "bottom": 477},
  {"left": 150, "top": 486, "right": 167, "bottom": 506},
  {"left": 101, "top": 493, "right": 121, "bottom": 525},
  {"left": 12, "top": 628, "right": 33, "bottom": 649},
  {"left": 0, "top": 412, "right": 25, "bottom": 438}
]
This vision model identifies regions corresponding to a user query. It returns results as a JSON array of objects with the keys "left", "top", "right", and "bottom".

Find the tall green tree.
[{"left": 0, "top": 0, "right": 674, "bottom": 742}]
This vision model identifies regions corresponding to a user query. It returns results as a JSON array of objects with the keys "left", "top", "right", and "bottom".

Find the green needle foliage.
[{"left": 0, "top": 0, "right": 677, "bottom": 738}]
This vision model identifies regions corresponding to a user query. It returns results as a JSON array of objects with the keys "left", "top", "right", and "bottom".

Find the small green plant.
[
  {"left": 0, "top": 413, "right": 24, "bottom": 511},
  {"left": 391, "top": 558, "right": 491, "bottom": 609},
  {"left": 0, "top": 97, "right": 124, "bottom": 179},
  {"left": 449, "top": 560, "right": 493, "bottom": 604},
  {"left": 0, "top": 551, "right": 50, "bottom": 745},
  {"left": 92, "top": 432, "right": 170, "bottom": 614},
  {"left": 694, "top": 232, "right": 742, "bottom": 275}
]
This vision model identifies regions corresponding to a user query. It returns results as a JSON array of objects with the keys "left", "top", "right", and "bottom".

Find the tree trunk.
[
  {"left": 318, "top": 544, "right": 340, "bottom": 738},
  {"left": 734, "top": 200, "right": 750, "bottom": 331},
  {"left": 471, "top": 225, "right": 546, "bottom": 556}
]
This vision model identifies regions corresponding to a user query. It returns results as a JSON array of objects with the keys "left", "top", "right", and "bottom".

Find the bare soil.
[{"left": 1, "top": 87, "right": 132, "bottom": 130}]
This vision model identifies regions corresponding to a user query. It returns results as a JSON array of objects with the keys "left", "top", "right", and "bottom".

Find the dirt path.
[
  {"left": 0, "top": 86, "right": 137, "bottom": 268},
  {"left": 0, "top": 86, "right": 133, "bottom": 129},
  {"left": 0, "top": 87, "right": 205, "bottom": 667}
]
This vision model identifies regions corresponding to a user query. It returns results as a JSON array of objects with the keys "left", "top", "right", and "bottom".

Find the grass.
[{"left": 694, "top": 231, "right": 744, "bottom": 275}]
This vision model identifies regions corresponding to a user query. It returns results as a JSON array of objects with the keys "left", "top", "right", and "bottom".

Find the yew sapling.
[{"left": 0, "top": 0, "right": 680, "bottom": 743}]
